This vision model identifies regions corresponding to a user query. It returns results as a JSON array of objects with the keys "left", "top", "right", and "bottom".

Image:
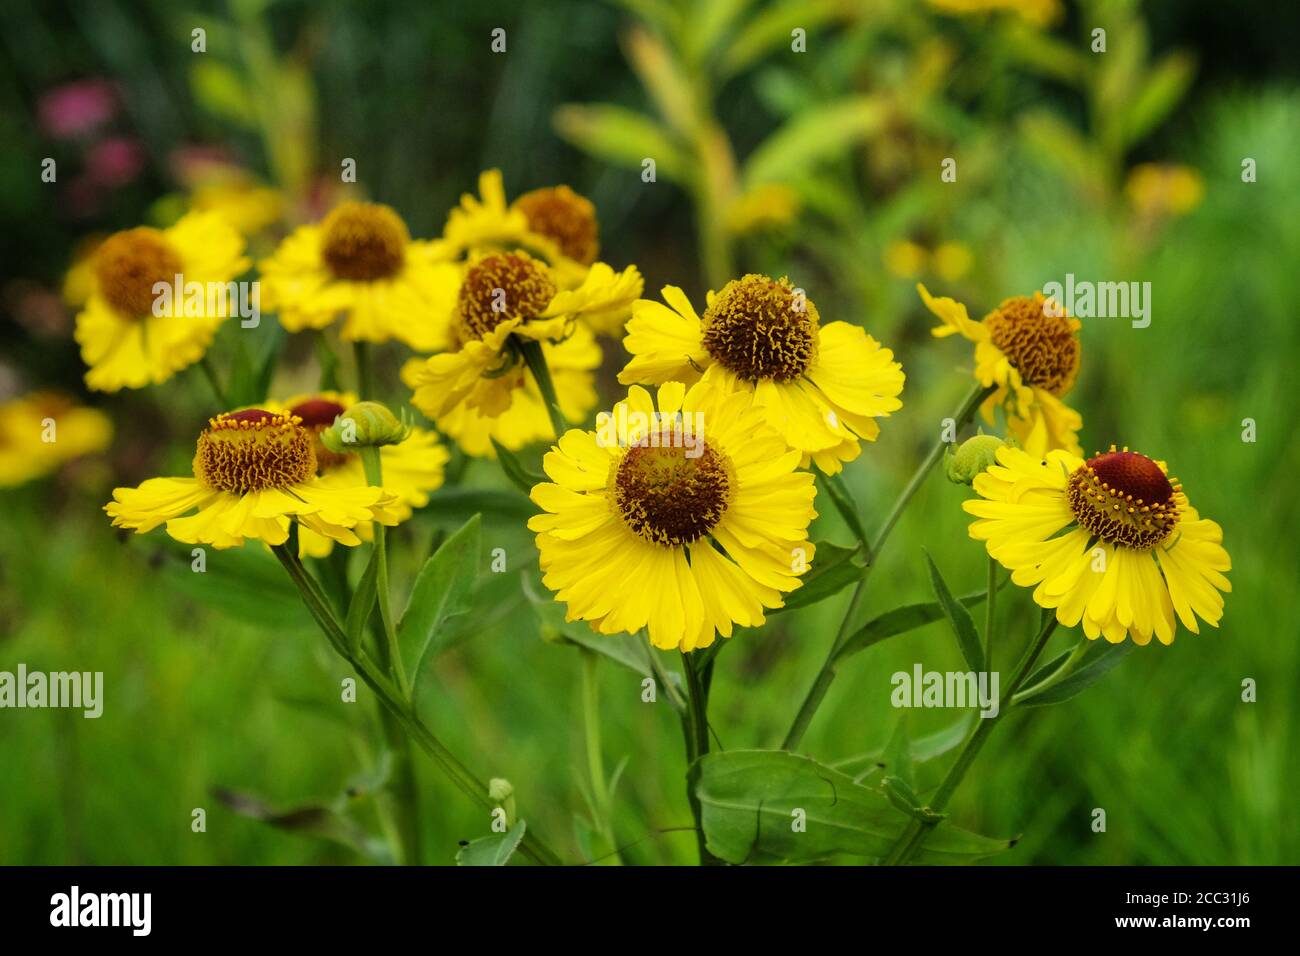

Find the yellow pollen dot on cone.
[
  {"left": 320, "top": 202, "right": 409, "bottom": 282},
  {"left": 613, "top": 438, "right": 732, "bottom": 546},
  {"left": 1067, "top": 449, "right": 1178, "bottom": 550},
  {"left": 700, "top": 274, "right": 819, "bottom": 383},
  {"left": 94, "top": 227, "right": 183, "bottom": 318},
  {"left": 514, "top": 186, "right": 600, "bottom": 265},
  {"left": 457, "top": 251, "right": 556, "bottom": 340},
  {"left": 983, "top": 295, "right": 1080, "bottom": 395},
  {"left": 193, "top": 409, "right": 317, "bottom": 493}
]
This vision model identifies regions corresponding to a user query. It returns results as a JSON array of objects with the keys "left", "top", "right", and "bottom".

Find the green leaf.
[
  {"left": 1014, "top": 640, "right": 1135, "bottom": 708},
  {"left": 397, "top": 515, "right": 480, "bottom": 685},
  {"left": 817, "top": 472, "right": 870, "bottom": 552},
  {"left": 924, "top": 550, "right": 984, "bottom": 672},
  {"left": 344, "top": 548, "right": 379, "bottom": 654},
  {"left": 424, "top": 487, "right": 535, "bottom": 522},
  {"left": 883, "top": 775, "right": 944, "bottom": 824},
  {"left": 720, "top": 0, "right": 848, "bottom": 78},
  {"left": 882, "top": 713, "right": 914, "bottom": 789},
  {"left": 553, "top": 104, "right": 689, "bottom": 183},
  {"left": 744, "top": 96, "right": 888, "bottom": 186},
  {"left": 693, "top": 750, "right": 1012, "bottom": 864},
  {"left": 489, "top": 438, "right": 544, "bottom": 495},
  {"left": 213, "top": 787, "right": 390, "bottom": 862},
  {"left": 1122, "top": 52, "right": 1195, "bottom": 149},
  {"left": 157, "top": 540, "right": 305, "bottom": 628},
  {"left": 833, "top": 589, "right": 992, "bottom": 664},
  {"left": 770, "top": 540, "right": 862, "bottom": 614},
  {"left": 456, "top": 820, "right": 526, "bottom": 866}
]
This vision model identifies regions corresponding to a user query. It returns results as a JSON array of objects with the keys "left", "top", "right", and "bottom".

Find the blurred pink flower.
[
  {"left": 37, "top": 79, "right": 117, "bottom": 140},
  {"left": 86, "top": 137, "right": 145, "bottom": 188}
]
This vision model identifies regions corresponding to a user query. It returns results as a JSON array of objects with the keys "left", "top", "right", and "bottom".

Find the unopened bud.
[{"left": 320, "top": 401, "right": 410, "bottom": 452}]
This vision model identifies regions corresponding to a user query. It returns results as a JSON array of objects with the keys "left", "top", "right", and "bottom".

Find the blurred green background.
[{"left": 1, "top": 0, "right": 1297, "bottom": 865}]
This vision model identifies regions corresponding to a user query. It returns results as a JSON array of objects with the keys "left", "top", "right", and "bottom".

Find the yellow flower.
[
  {"left": 927, "top": 0, "right": 1062, "bottom": 28},
  {"left": 884, "top": 240, "right": 929, "bottom": 279},
  {"left": 528, "top": 381, "right": 817, "bottom": 651},
  {"left": 73, "top": 212, "right": 249, "bottom": 392},
  {"left": 262, "top": 393, "right": 449, "bottom": 557},
  {"left": 189, "top": 176, "right": 284, "bottom": 237},
  {"left": 965, "top": 445, "right": 1229, "bottom": 645},
  {"left": 725, "top": 184, "right": 800, "bottom": 235},
  {"left": 0, "top": 392, "right": 112, "bottom": 487},
  {"left": 106, "top": 409, "right": 399, "bottom": 550},
  {"left": 1125, "top": 163, "right": 1205, "bottom": 219},
  {"left": 404, "top": 250, "right": 640, "bottom": 453},
  {"left": 259, "top": 200, "right": 459, "bottom": 350},
  {"left": 430, "top": 169, "right": 602, "bottom": 292},
  {"left": 619, "top": 275, "right": 905, "bottom": 474},
  {"left": 918, "top": 283, "right": 1083, "bottom": 457},
  {"left": 402, "top": 333, "right": 600, "bottom": 458}
]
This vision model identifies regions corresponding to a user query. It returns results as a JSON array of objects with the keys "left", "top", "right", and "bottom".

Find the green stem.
[
  {"left": 360, "top": 447, "right": 410, "bottom": 700},
  {"left": 353, "top": 341, "right": 373, "bottom": 400},
  {"left": 270, "top": 542, "right": 563, "bottom": 866},
  {"left": 580, "top": 651, "right": 620, "bottom": 863},
  {"left": 882, "top": 617, "right": 1060, "bottom": 866},
  {"left": 198, "top": 355, "right": 228, "bottom": 408},
  {"left": 681, "top": 650, "right": 722, "bottom": 866},
  {"left": 984, "top": 556, "right": 997, "bottom": 671},
  {"left": 781, "top": 383, "right": 992, "bottom": 750},
  {"left": 517, "top": 338, "right": 567, "bottom": 440}
]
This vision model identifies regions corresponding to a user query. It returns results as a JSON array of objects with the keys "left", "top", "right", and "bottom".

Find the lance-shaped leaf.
[
  {"left": 832, "top": 588, "right": 993, "bottom": 664},
  {"left": 1014, "top": 640, "right": 1135, "bottom": 707},
  {"left": 490, "top": 438, "right": 544, "bottom": 496},
  {"left": 744, "top": 95, "right": 888, "bottom": 186},
  {"left": 770, "top": 540, "right": 862, "bottom": 614},
  {"left": 924, "top": 550, "right": 985, "bottom": 672},
  {"left": 693, "top": 750, "right": 1013, "bottom": 864},
  {"left": 397, "top": 515, "right": 480, "bottom": 686}
]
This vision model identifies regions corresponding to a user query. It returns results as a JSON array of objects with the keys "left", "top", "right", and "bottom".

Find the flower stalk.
[
  {"left": 782, "top": 383, "right": 993, "bottom": 750},
  {"left": 881, "top": 616, "right": 1059, "bottom": 866},
  {"left": 517, "top": 337, "right": 567, "bottom": 439},
  {"left": 270, "top": 541, "right": 564, "bottom": 866}
]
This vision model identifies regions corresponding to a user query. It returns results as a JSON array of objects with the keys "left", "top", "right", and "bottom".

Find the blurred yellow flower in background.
[
  {"left": 74, "top": 212, "right": 249, "bottom": 392},
  {"left": 725, "top": 183, "right": 801, "bottom": 235},
  {"left": 919, "top": 283, "right": 1083, "bottom": 456},
  {"left": 965, "top": 445, "right": 1230, "bottom": 645},
  {"left": 0, "top": 392, "right": 112, "bottom": 487},
  {"left": 928, "top": 0, "right": 1062, "bottom": 28},
  {"left": 529, "top": 381, "right": 817, "bottom": 651},
  {"left": 885, "top": 240, "right": 973, "bottom": 282},
  {"left": 620, "top": 276, "right": 905, "bottom": 474},
  {"left": 1125, "top": 163, "right": 1205, "bottom": 219},
  {"left": 430, "top": 168, "right": 604, "bottom": 293}
]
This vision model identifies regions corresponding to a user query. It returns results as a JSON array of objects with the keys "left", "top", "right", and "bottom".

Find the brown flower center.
[
  {"left": 457, "top": 251, "right": 557, "bottom": 340},
  {"left": 94, "top": 228, "right": 182, "bottom": 318},
  {"left": 613, "top": 439, "right": 731, "bottom": 546},
  {"left": 514, "top": 186, "right": 599, "bottom": 265},
  {"left": 320, "top": 202, "right": 408, "bottom": 281},
  {"left": 289, "top": 398, "right": 352, "bottom": 470},
  {"left": 1067, "top": 448, "right": 1180, "bottom": 550},
  {"left": 983, "top": 295, "right": 1080, "bottom": 395},
  {"left": 701, "top": 274, "right": 818, "bottom": 382},
  {"left": 193, "top": 409, "right": 316, "bottom": 493}
]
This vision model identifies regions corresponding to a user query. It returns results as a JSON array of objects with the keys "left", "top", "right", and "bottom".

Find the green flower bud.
[
  {"left": 489, "top": 777, "right": 516, "bottom": 825},
  {"left": 945, "top": 432, "right": 1016, "bottom": 485},
  {"left": 319, "top": 401, "right": 410, "bottom": 452}
]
